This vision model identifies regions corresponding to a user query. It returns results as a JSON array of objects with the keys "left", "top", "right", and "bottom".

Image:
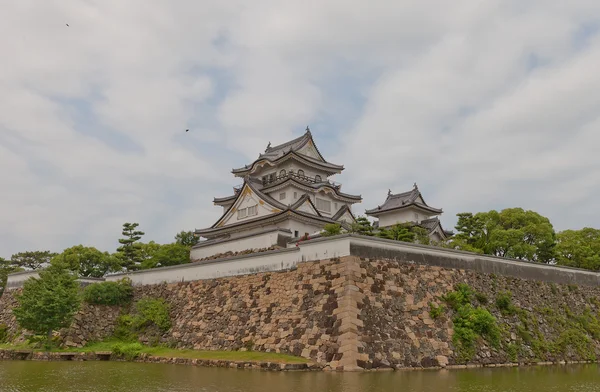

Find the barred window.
[
  {"left": 279, "top": 192, "right": 286, "bottom": 200},
  {"left": 316, "top": 198, "right": 331, "bottom": 213},
  {"left": 248, "top": 205, "right": 257, "bottom": 216},
  {"left": 237, "top": 208, "right": 247, "bottom": 219}
]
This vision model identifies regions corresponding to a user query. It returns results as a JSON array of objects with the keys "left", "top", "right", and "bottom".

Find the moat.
[{"left": 0, "top": 362, "right": 598, "bottom": 392}]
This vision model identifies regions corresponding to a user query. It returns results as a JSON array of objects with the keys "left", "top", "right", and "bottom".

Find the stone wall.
[
  {"left": 2, "top": 255, "right": 600, "bottom": 371},
  {"left": 0, "top": 291, "right": 121, "bottom": 347}
]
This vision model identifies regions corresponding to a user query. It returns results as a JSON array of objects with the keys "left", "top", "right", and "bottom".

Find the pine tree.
[{"left": 116, "top": 223, "right": 145, "bottom": 271}]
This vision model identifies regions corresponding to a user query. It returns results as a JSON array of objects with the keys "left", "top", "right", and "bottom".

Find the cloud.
[{"left": 0, "top": 0, "right": 599, "bottom": 258}]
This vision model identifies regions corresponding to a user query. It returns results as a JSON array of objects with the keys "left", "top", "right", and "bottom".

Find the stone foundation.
[{"left": 2, "top": 255, "right": 600, "bottom": 371}]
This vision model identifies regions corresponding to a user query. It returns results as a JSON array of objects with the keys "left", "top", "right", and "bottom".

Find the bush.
[
  {"left": 113, "top": 314, "right": 138, "bottom": 341},
  {"left": 83, "top": 278, "right": 133, "bottom": 306},
  {"left": 429, "top": 302, "right": 445, "bottom": 319},
  {"left": 442, "top": 283, "right": 473, "bottom": 310},
  {"left": 475, "top": 292, "right": 488, "bottom": 305},
  {"left": 112, "top": 342, "right": 144, "bottom": 360},
  {"left": 495, "top": 291, "right": 515, "bottom": 314},
  {"left": 135, "top": 298, "right": 171, "bottom": 332}
]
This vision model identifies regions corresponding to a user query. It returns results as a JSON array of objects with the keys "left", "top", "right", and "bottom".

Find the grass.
[{"left": 0, "top": 340, "right": 309, "bottom": 364}]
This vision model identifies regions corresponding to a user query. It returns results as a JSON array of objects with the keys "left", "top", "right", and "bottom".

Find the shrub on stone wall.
[
  {"left": 82, "top": 278, "right": 133, "bottom": 306},
  {"left": 495, "top": 291, "right": 515, "bottom": 315},
  {"left": 0, "top": 323, "right": 8, "bottom": 343},
  {"left": 112, "top": 298, "right": 172, "bottom": 342},
  {"left": 442, "top": 283, "right": 501, "bottom": 361},
  {"left": 135, "top": 298, "right": 171, "bottom": 332}
]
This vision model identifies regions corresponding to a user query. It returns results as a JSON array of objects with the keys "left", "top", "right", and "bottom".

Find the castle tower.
[{"left": 193, "top": 128, "right": 362, "bottom": 258}]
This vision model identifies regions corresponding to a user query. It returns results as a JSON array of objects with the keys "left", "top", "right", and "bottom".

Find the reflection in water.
[{"left": 0, "top": 362, "right": 598, "bottom": 392}]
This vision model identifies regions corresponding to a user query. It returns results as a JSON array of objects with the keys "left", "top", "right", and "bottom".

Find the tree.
[
  {"left": 10, "top": 251, "right": 57, "bottom": 270},
  {"left": 51, "top": 246, "right": 120, "bottom": 278},
  {"left": 450, "top": 208, "right": 556, "bottom": 262},
  {"left": 554, "top": 228, "right": 600, "bottom": 271},
  {"left": 141, "top": 243, "right": 190, "bottom": 269},
  {"left": 139, "top": 241, "right": 162, "bottom": 262},
  {"left": 322, "top": 223, "right": 342, "bottom": 236},
  {"left": 12, "top": 264, "right": 80, "bottom": 343},
  {"left": 116, "top": 223, "right": 145, "bottom": 271},
  {"left": 377, "top": 223, "right": 416, "bottom": 242},
  {"left": 175, "top": 231, "right": 199, "bottom": 247},
  {"left": 350, "top": 216, "right": 374, "bottom": 236}
]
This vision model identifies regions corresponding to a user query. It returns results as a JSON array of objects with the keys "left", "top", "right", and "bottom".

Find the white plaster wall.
[
  {"left": 378, "top": 208, "right": 432, "bottom": 228},
  {"left": 5, "top": 271, "right": 39, "bottom": 290},
  {"left": 107, "top": 236, "right": 352, "bottom": 286},
  {"left": 281, "top": 220, "right": 324, "bottom": 238},
  {"left": 191, "top": 230, "right": 289, "bottom": 260}
]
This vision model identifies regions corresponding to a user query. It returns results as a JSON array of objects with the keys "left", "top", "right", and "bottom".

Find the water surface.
[{"left": 0, "top": 361, "right": 598, "bottom": 392}]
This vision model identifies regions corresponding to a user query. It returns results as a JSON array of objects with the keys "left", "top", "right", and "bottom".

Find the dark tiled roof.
[
  {"left": 232, "top": 150, "right": 344, "bottom": 174},
  {"left": 260, "top": 176, "right": 362, "bottom": 202},
  {"left": 332, "top": 204, "right": 356, "bottom": 222},
  {"left": 365, "top": 185, "right": 442, "bottom": 215},
  {"left": 264, "top": 130, "right": 311, "bottom": 158}
]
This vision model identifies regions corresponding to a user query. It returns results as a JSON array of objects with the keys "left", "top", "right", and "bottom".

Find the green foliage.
[
  {"left": 554, "top": 228, "right": 600, "bottom": 271},
  {"left": 452, "top": 304, "right": 500, "bottom": 360},
  {"left": 0, "top": 324, "right": 8, "bottom": 344},
  {"left": 10, "top": 251, "right": 57, "bottom": 270},
  {"left": 350, "top": 216, "right": 374, "bottom": 236},
  {"left": 174, "top": 231, "right": 199, "bottom": 247},
  {"left": 442, "top": 283, "right": 473, "bottom": 311},
  {"left": 475, "top": 292, "right": 488, "bottom": 305},
  {"left": 450, "top": 208, "right": 556, "bottom": 263},
  {"left": 12, "top": 264, "right": 80, "bottom": 341},
  {"left": 429, "top": 302, "right": 445, "bottom": 319},
  {"left": 553, "top": 329, "right": 596, "bottom": 361},
  {"left": 576, "top": 308, "right": 600, "bottom": 339},
  {"left": 112, "top": 342, "right": 144, "bottom": 360},
  {"left": 51, "top": 245, "right": 119, "bottom": 278},
  {"left": 321, "top": 223, "right": 342, "bottom": 236},
  {"left": 140, "top": 243, "right": 190, "bottom": 270},
  {"left": 495, "top": 291, "right": 516, "bottom": 314},
  {"left": 376, "top": 223, "right": 416, "bottom": 243},
  {"left": 135, "top": 298, "right": 171, "bottom": 332},
  {"left": 113, "top": 314, "right": 138, "bottom": 341},
  {"left": 111, "top": 298, "right": 171, "bottom": 342},
  {"left": 506, "top": 343, "right": 520, "bottom": 362},
  {"left": 82, "top": 278, "right": 134, "bottom": 306},
  {"left": 116, "top": 223, "right": 145, "bottom": 271}
]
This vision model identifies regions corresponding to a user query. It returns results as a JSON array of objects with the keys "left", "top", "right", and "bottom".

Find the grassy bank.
[{"left": 0, "top": 341, "right": 309, "bottom": 364}]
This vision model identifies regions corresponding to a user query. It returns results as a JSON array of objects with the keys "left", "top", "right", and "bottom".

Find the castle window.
[
  {"left": 293, "top": 192, "right": 297, "bottom": 199},
  {"left": 334, "top": 202, "right": 338, "bottom": 211},
  {"left": 269, "top": 173, "right": 276, "bottom": 183},
  {"left": 279, "top": 192, "right": 286, "bottom": 200},
  {"left": 315, "top": 175, "right": 322, "bottom": 182},
  {"left": 414, "top": 213, "right": 419, "bottom": 221},
  {"left": 248, "top": 205, "right": 257, "bottom": 216},
  {"left": 280, "top": 169, "right": 286, "bottom": 177},
  {"left": 237, "top": 208, "right": 247, "bottom": 219},
  {"left": 262, "top": 176, "right": 268, "bottom": 186},
  {"left": 316, "top": 198, "right": 331, "bottom": 213},
  {"left": 297, "top": 169, "right": 305, "bottom": 178},
  {"left": 294, "top": 230, "right": 299, "bottom": 238}
]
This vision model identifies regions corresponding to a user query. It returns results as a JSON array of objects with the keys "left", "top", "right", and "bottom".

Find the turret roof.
[
  {"left": 365, "top": 184, "right": 443, "bottom": 216},
  {"left": 231, "top": 128, "right": 344, "bottom": 175}
]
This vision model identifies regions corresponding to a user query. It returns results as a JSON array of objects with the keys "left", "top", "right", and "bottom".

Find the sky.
[{"left": 1, "top": 1, "right": 600, "bottom": 258}]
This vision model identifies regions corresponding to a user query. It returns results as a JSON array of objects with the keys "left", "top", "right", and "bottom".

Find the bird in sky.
[
  {"left": 185, "top": 129, "right": 189, "bottom": 132},
  {"left": 66, "top": 23, "right": 69, "bottom": 27}
]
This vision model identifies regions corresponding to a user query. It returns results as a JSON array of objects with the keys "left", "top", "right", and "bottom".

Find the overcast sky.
[{"left": 1, "top": 1, "right": 599, "bottom": 258}]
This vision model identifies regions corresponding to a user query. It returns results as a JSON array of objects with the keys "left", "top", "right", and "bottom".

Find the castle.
[{"left": 192, "top": 128, "right": 449, "bottom": 259}]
